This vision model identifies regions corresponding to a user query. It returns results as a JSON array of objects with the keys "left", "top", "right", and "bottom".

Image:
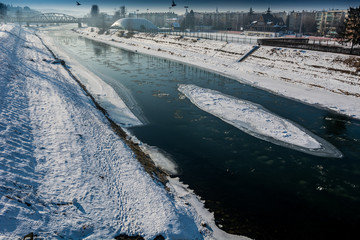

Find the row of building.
[
  {"left": 130, "top": 8, "right": 347, "bottom": 37},
  {"left": 0, "top": 3, "right": 348, "bottom": 37}
]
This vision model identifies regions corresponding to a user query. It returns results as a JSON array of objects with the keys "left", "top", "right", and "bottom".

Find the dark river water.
[{"left": 46, "top": 26, "right": 360, "bottom": 240}]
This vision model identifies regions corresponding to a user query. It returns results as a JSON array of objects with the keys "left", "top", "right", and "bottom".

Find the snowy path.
[{"left": 0, "top": 24, "right": 212, "bottom": 239}]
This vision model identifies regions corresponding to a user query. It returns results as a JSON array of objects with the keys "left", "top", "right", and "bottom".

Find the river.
[{"left": 44, "top": 25, "right": 360, "bottom": 240}]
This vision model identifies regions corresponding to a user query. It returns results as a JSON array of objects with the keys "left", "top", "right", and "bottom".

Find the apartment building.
[{"left": 315, "top": 10, "right": 347, "bottom": 36}]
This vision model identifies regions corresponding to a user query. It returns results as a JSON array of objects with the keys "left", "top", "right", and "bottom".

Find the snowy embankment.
[
  {"left": 0, "top": 24, "right": 249, "bottom": 240},
  {"left": 178, "top": 84, "right": 342, "bottom": 158},
  {"left": 75, "top": 27, "right": 360, "bottom": 120}
]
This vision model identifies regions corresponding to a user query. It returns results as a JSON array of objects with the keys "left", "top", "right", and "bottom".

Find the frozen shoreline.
[{"left": 74, "top": 27, "right": 360, "bottom": 120}]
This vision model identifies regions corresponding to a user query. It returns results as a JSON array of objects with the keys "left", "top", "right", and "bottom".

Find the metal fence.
[
  {"left": 307, "top": 38, "right": 353, "bottom": 48},
  {"left": 161, "top": 30, "right": 258, "bottom": 44},
  {"left": 258, "top": 38, "right": 359, "bottom": 55},
  {"left": 160, "top": 31, "right": 357, "bottom": 50}
]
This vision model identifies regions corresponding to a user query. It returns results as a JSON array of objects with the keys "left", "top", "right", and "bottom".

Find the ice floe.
[{"left": 178, "top": 84, "right": 342, "bottom": 158}]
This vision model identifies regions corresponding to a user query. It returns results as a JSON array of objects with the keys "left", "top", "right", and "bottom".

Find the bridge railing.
[{"left": 4, "top": 13, "right": 84, "bottom": 24}]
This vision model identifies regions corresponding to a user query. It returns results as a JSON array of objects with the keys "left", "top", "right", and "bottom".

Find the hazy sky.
[{"left": 3, "top": 0, "right": 359, "bottom": 16}]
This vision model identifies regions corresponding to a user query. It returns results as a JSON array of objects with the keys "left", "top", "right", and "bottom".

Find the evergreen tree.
[
  {"left": 187, "top": 10, "right": 195, "bottom": 30},
  {"left": 339, "top": 6, "right": 360, "bottom": 54},
  {"left": 181, "top": 10, "right": 195, "bottom": 30}
]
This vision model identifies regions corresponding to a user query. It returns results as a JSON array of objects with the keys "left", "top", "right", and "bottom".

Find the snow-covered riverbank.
[
  {"left": 0, "top": 24, "right": 249, "bottom": 240},
  {"left": 74, "top": 27, "right": 360, "bottom": 120}
]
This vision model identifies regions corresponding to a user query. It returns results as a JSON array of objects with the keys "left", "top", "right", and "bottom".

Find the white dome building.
[{"left": 111, "top": 18, "right": 158, "bottom": 31}]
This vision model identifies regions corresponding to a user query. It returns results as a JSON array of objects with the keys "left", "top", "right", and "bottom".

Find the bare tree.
[
  {"left": 302, "top": 13, "right": 317, "bottom": 34},
  {"left": 16, "top": 9, "right": 22, "bottom": 26}
]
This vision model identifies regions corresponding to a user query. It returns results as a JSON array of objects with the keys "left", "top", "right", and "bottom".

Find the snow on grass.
[
  {"left": 74, "top": 27, "right": 360, "bottom": 120},
  {"left": 1, "top": 24, "right": 231, "bottom": 240},
  {"left": 39, "top": 28, "right": 142, "bottom": 128},
  {"left": 178, "top": 84, "right": 342, "bottom": 158}
]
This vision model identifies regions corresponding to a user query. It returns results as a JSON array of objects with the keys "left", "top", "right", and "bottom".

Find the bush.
[
  {"left": 117, "top": 30, "right": 125, "bottom": 37},
  {"left": 124, "top": 31, "right": 135, "bottom": 38},
  {"left": 98, "top": 29, "right": 105, "bottom": 34}
]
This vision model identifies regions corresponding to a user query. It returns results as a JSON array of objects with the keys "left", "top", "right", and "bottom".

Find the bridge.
[
  {"left": 6, "top": 13, "right": 87, "bottom": 26},
  {"left": 28, "top": 13, "right": 79, "bottom": 23}
]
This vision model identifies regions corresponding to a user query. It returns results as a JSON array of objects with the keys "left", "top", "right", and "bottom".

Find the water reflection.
[
  {"left": 323, "top": 113, "right": 349, "bottom": 135},
  {"left": 60, "top": 36, "right": 78, "bottom": 46},
  {"left": 126, "top": 51, "right": 136, "bottom": 64},
  {"left": 84, "top": 37, "right": 110, "bottom": 56}
]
